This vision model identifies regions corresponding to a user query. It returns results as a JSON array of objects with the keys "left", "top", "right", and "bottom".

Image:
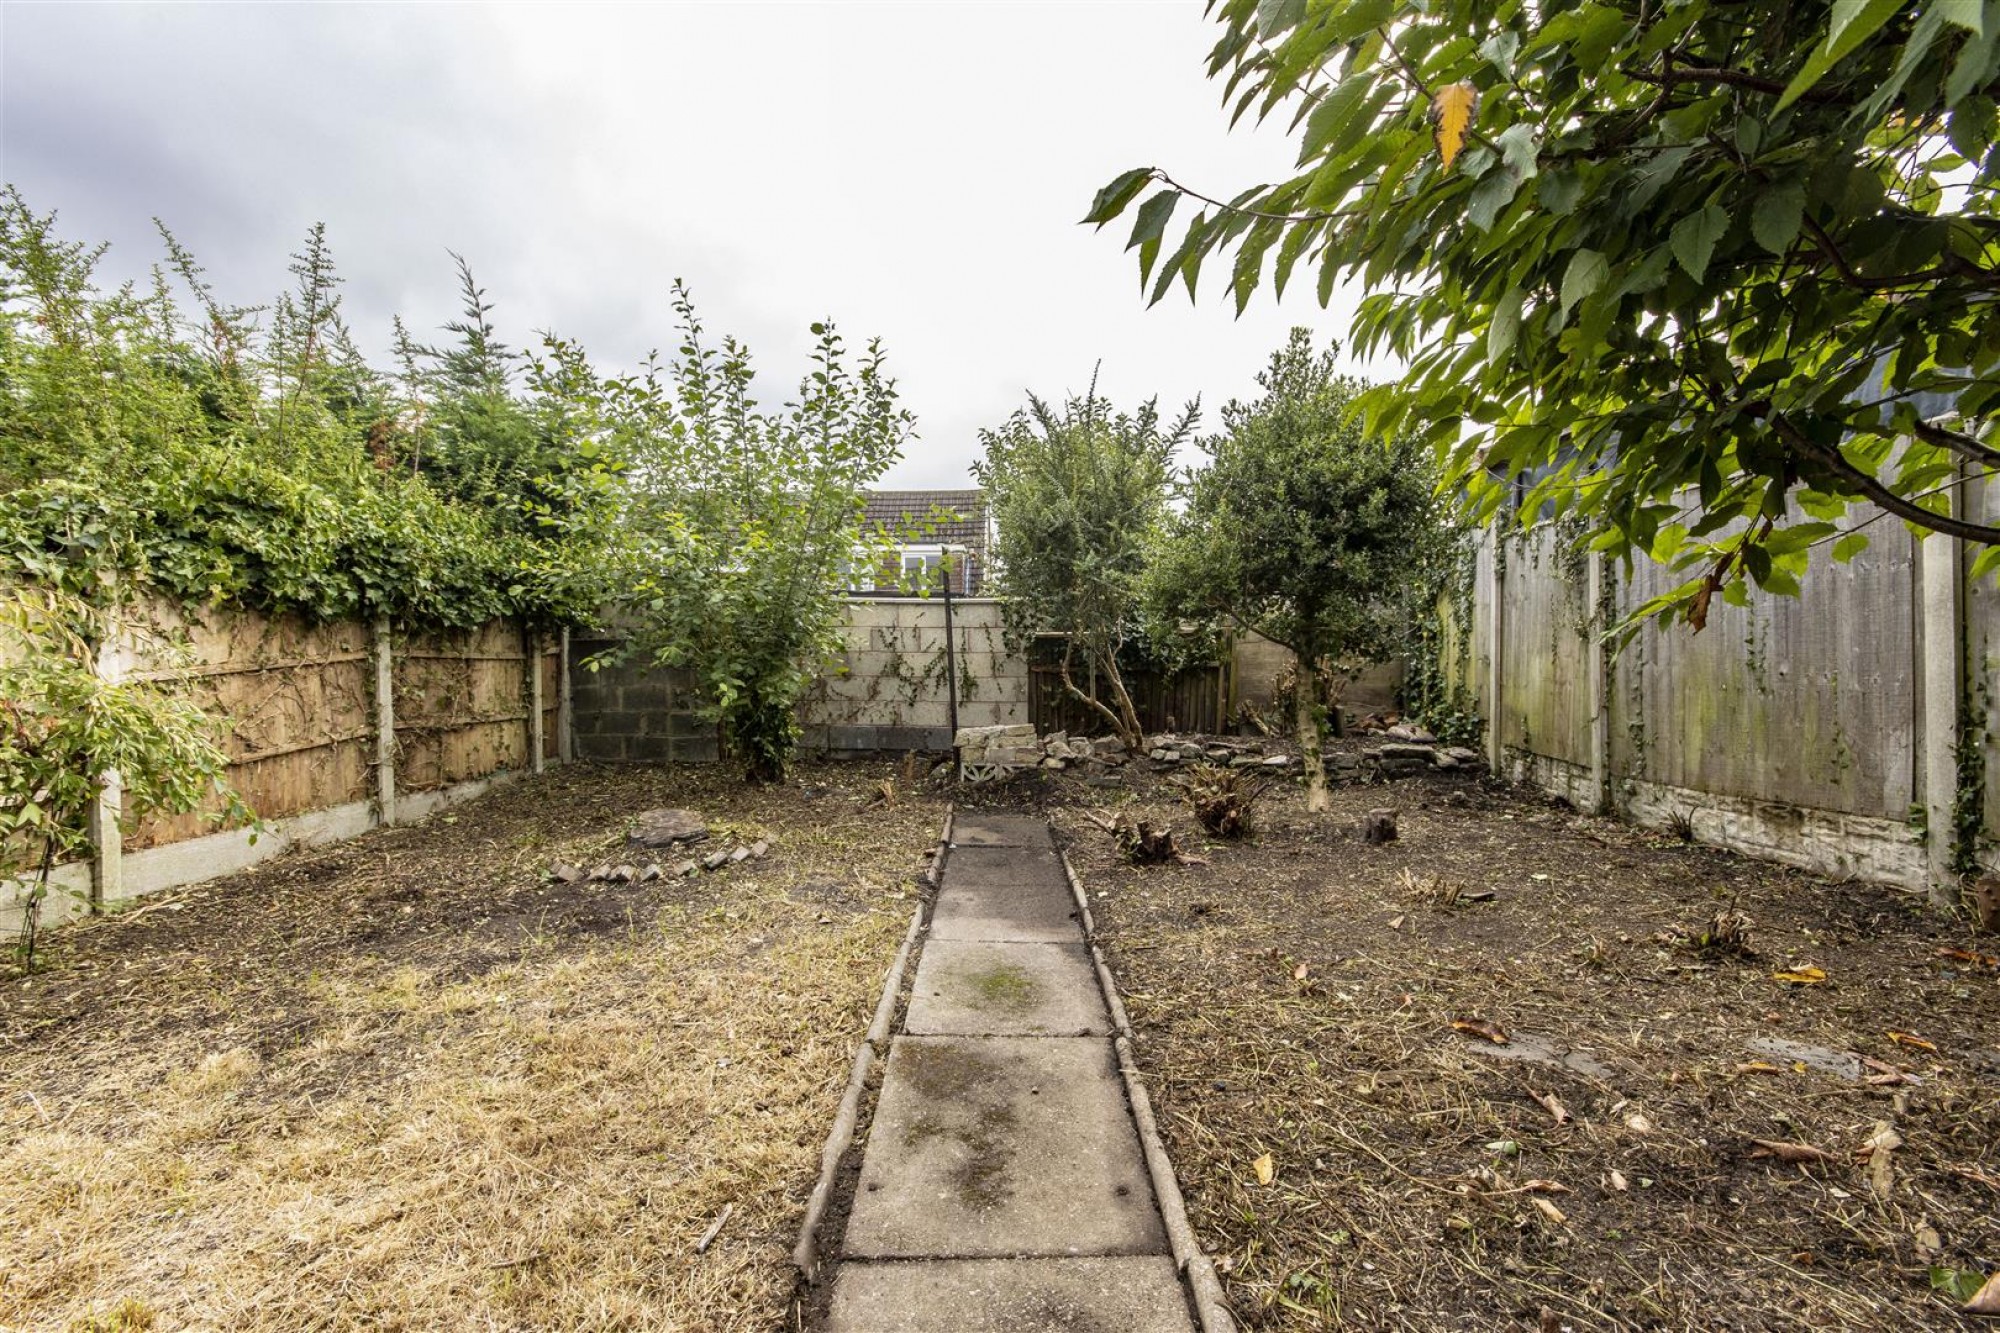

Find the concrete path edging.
[
  {"left": 1060, "top": 845, "right": 1238, "bottom": 1333},
  {"left": 792, "top": 804, "right": 952, "bottom": 1282}
]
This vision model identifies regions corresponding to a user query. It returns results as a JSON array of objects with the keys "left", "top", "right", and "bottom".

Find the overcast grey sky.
[{"left": 2, "top": 1, "right": 1371, "bottom": 486}]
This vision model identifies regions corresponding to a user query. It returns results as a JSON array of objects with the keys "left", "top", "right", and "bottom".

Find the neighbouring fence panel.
[
  {"left": 1616, "top": 529, "right": 1917, "bottom": 821},
  {"left": 3, "top": 596, "right": 556, "bottom": 939},
  {"left": 1479, "top": 500, "right": 1943, "bottom": 891},
  {"left": 126, "top": 603, "right": 374, "bottom": 849},
  {"left": 394, "top": 619, "right": 532, "bottom": 793},
  {"left": 1496, "top": 528, "right": 1596, "bottom": 769},
  {"left": 1026, "top": 634, "right": 1228, "bottom": 737}
]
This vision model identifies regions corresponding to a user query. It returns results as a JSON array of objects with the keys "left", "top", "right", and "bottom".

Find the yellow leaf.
[
  {"left": 1772, "top": 965, "right": 1827, "bottom": 985},
  {"left": 1531, "top": 1196, "right": 1567, "bottom": 1224},
  {"left": 1253, "top": 1152, "right": 1275, "bottom": 1186},
  {"left": 1432, "top": 82, "right": 1478, "bottom": 170}
]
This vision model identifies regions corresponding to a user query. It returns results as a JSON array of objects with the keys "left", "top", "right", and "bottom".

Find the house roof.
[{"left": 862, "top": 489, "right": 988, "bottom": 547}]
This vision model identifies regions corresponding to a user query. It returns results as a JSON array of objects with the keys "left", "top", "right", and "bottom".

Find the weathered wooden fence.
[
  {"left": 3, "top": 598, "right": 564, "bottom": 937},
  {"left": 1460, "top": 497, "right": 1992, "bottom": 900},
  {"left": 1026, "top": 635, "right": 1230, "bottom": 736}
]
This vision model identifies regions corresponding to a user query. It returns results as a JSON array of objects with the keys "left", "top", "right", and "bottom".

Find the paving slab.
[
  {"left": 825, "top": 1256, "right": 1194, "bottom": 1332},
  {"left": 905, "top": 940, "right": 1111, "bottom": 1037},
  {"left": 941, "top": 845, "right": 1068, "bottom": 889},
  {"left": 844, "top": 1036, "right": 1164, "bottom": 1259},
  {"left": 950, "top": 814, "right": 1057, "bottom": 850},
  {"left": 928, "top": 874, "right": 1081, "bottom": 943}
]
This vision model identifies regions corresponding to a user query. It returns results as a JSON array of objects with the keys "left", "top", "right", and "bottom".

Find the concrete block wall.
[
  {"left": 802, "top": 598, "right": 1028, "bottom": 753},
  {"left": 568, "top": 637, "right": 718, "bottom": 763}
]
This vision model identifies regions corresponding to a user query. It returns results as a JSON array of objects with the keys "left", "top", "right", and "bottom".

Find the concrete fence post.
[
  {"left": 527, "top": 625, "right": 546, "bottom": 776},
  {"left": 1919, "top": 483, "right": 1965, "bottom": 907},
  {"left": 1586, "top": 550, "right": 1612, "bottom": 814},
  {"left": 373, "top": 616, "right": 398, "bottom": 828},
  {"left": 558, "top": 626, "right": 574, "bottom": 763},
  {"left": 87, "top": 613, "right": 130, "bottom": 912},
  {"left": 1481, "top": 527, "right": 1506, "bottom": 777}
]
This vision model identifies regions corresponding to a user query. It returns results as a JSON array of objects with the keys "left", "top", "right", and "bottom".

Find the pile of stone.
[
  {"left": 1362, "top": 723, "right": 1481, "bottom": 778},
  {"left": 954, "top": 725, "right": 1134, "bottom": 775},
  {"left": 546, "top": 807, "right": 771, "bottom": 885},
  {"left": 1141, "top": 733, "right": 1295, "bottom": 771}
]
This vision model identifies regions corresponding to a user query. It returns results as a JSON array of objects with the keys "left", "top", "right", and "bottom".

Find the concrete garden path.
[{"left": 823, "top": 813, "right": 1199, "bottom": 1332}]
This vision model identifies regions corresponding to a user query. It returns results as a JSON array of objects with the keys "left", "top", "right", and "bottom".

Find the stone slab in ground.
[
  {"left": 825, "top": 1256, "right": 1193, "bottom": 1333},
  {"left": 904, "top": 940, "right": 1111, "bottom": 1037},
  {"left": 928, "top": 874, "right": 1081, "bottom": 944},
  {"left": 1458, "top": 1028, "right": 1615, "bottom": 1081},
  {"left": 843, "top": 1036, "right": 1165, "bottom": 1259},
  {"left": 950, "top": 815, "right": 1056, "bottom": 849},
  {"left": 941, "top": 845, "right": 1068, "bottom": 889},
  {"left": 626, "top": 808, "right": 707, "bottom": 848},
  {"left": 1746, "top": 1035, "right": 1862, "bottom": 1080}
]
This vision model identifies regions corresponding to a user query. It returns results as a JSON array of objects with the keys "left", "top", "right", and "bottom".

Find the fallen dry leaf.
[
  {"left": 1966, "top": 1271, "right": 2000, "bottom": 1315},
  {"left": 1735, "top": 1061, "right": 1786, "bottom": 1076},
  {"left": 1521, "top": 1179, "right": 1570, "bottom": 1195},
  {"left": 1888, "top": 1030, "right": 1937, "bottom": 1053},
  {"left": 1938, "top": 946, "right": 1999, "bottom": 971},
  {"left": 1952, "top": 1165, "right": 2000, "bottom": 1192},
  {"left": 1623, "top": 1110, "right": 1654, "bottom": 1134},
  {"left": 1530, "top": 1089, "right": 1570, "bottom": 1126},
  {"left": 1605, "top": 1169, "right": 1629, "bottom": 1192},
  {"left": 1450, "top": 1015, "right": 1510, "bottom": 1045},
  {"left": 1293, "top": 963, "right": 1311, "bottom": 981},
  {"left": 1253, "top": 1152, "right": 1275, "bottom": 1186},
  {"left": 1772, "top": 965, "right": 1827, "bottom": 985},
  {"left": 1530, "top": 1196, "right": 1567, "bottom": 1224},
  {"left": 1750, "top": 1138, "right": 1839, "bottom": 1166},
  {"left": 1859, "top": 1121, "right": 1902, "bottom": 1201},
  {"left": 1388, "top": 913, "right": 1406, "bottom": 931}
]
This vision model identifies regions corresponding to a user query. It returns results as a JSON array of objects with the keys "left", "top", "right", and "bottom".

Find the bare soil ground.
[
  {"left": 1051, "top": 748, "right": 2000, "bottom": 1331},
  {"left": 0, "top": 760, "right": 944, "bottom": 1333}
]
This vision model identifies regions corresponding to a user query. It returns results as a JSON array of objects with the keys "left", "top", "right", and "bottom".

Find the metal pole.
[{"left": 942, "top": 552, "right": 959, "bottom": 748}]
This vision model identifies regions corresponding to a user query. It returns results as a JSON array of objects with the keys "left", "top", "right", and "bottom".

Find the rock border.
[
  {"left": 790, "top": 804, "right": 950, "bottom": 1282},
  {"left": 1059, "top": 848, "right": 1238, "bottom": 1333}
]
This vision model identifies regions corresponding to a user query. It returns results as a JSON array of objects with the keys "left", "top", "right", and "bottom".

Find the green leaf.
[
  {"left": 1560, "top": 248, "right": 1609, "bottom": 314},
  {"left": 1778, "top": 0, "right": 1904, "bottom": 110},
  {"left": 1300, "top": 76, "right": 1371, "bottom": 164},
  {"left": 1125, "top": 190, "right": 1181, "bottom": 252},
  {"left": 1479, "top": 29, "right": 1520, "bottom": 76},
  {"left": 1831, "top": 532, "right": 1871, "bottom": 563},
  {"left": 1489, "top": 287, "right": 1526, "bottom": 365},
  {"left": 1084, "top": 168, "right": 1155, "bottom": 227},
  {"left": 1751, "top": 185, "right": 1805, "bottom": 255},
  {"left": 1538, "top": 169, "right": 1583, "bottom": 215},
  {"left": 1670, "top": 205, "right": 1729, "bottom": 281}
]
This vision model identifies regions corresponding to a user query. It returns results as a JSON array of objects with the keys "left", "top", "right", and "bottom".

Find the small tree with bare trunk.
[
  {"left": 975, "top": 380, "right": 1194, "bottom": 753},
  {"left": 1148, "top": 330, "right": 1449, "bottom": 811}
]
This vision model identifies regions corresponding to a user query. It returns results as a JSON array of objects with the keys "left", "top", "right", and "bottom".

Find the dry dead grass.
[
  {"left": 0, "top": 761, "right": 942, "bottom": 1332},
  {"left": 1059, "top": 758, "right": 2000, "bottom": 1331}
]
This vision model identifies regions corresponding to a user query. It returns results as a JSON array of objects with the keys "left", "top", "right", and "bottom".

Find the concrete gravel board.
[
  {"left": 928, "top": 875, "right": 1081, "bottom": 943},
  {"left": 950, "top": 815, "right": 1057, "bottom": 850},
  {"left": 904, "top": 940, "right": 1111, "bottom": 1037},
  {"left": 825, "top": 1255, "right": 1195, "bottom": 1332},
  {"left": 843, "top": 1036, "right": 1165, "bottom": 1259}
]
